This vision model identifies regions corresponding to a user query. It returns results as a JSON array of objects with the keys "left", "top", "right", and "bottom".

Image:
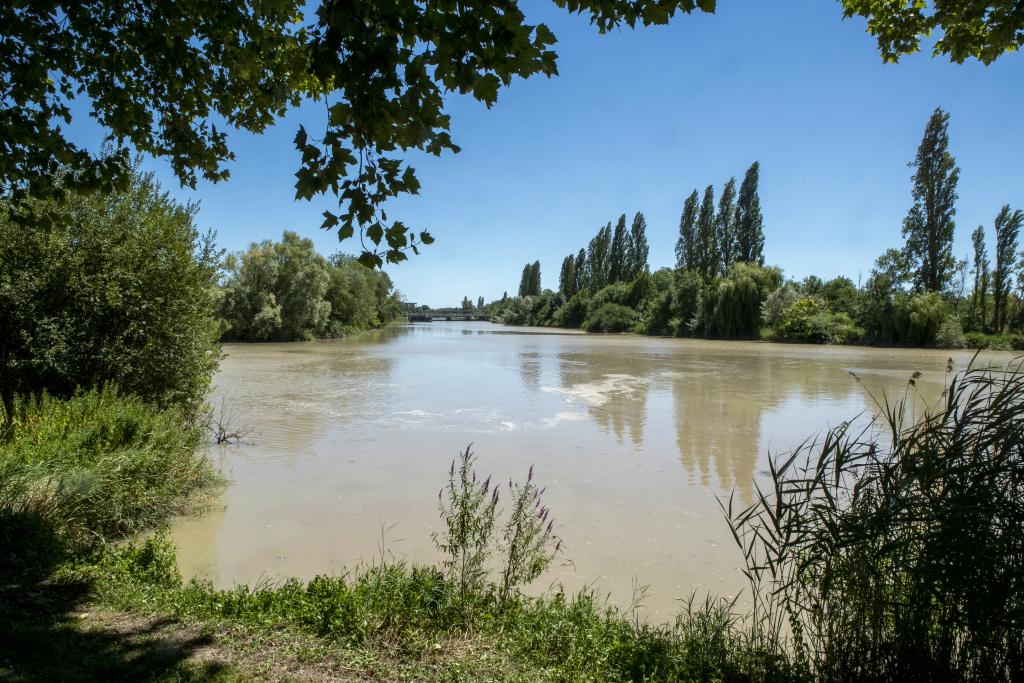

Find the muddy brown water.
[{"left": 171, "top": 322, "right": 1015, "bottom": 621}]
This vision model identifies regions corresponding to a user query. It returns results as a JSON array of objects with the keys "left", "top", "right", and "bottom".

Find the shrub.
[
  {"left": 935, "top": 317, "right": 967, "bottom": 349},
  {"left": 820, "top": 276, "right": 859, "bottom": 317},
  {"left": 0, "top": 161, "right": 221, "bottom": 414},
  {"left": 775, "top": 297, "right": 824, "bottom": 342},
  {"left": 671, "top": 269, "right": 705, "bottom": 337},
  {"left": 760, "top": 283, "right": 802, "bottom": 330},
  {"left": 553, "top": 291, "right": 589, "bottom": 328},
  {"left": 0, "top": 387, "right": 220, "bottom": 564},
  {"left": 727, "top": 360, "right": 1024, "bottom": 681},
  {"left": 583, "top": 303, "right": 638, "bottom": 333}
]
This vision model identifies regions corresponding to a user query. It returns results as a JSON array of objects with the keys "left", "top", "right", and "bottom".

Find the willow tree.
[
  {"left": 902, "top": 108, "right": 959, "bottom": 293},
  {"left": 993, "top": 205, "right": 1024, "bottom": 331}
]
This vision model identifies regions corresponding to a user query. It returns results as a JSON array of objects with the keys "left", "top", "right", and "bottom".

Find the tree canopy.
[
  {"left": 840, "top": 0, "right": 1024, "bottom": 64},
  {"left": 3, "top": 1, "right": 1018, "bottom": 268}
]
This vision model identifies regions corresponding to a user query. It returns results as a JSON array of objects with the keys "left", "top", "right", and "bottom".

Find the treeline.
[
  {"left": 218, "top": 231, "right": 402, "bottom": 342},
  {"left": 488, "top": 112, "right": 1024, "bottom": 349},
  {"left": 0, "top": 160, "right": 404, "bottom": 417}
]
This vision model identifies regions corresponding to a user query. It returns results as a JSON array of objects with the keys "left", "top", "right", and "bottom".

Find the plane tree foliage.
[
  {"left": 1, "top": 0, "right": 717, "bottom": 268},
  {"left": 3, "top": 1, "right": 1018, "bottom": 269}
]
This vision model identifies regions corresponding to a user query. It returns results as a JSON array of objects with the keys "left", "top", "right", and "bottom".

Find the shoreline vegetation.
[
  {"left": 460, "top": 111, "right": 1024, "bottom": 353},
  {"left": 1, "top": 167, "right": 1022, "bottom": 680},
  {"left": 4, "top": 4, "right": 1024, "bottom": 680},
  {"left": 3, "top": 361, "right": 1023, "bottom": 681},
  {"left": 1, "top": 104, "right": 1022, "bottom": 683}
]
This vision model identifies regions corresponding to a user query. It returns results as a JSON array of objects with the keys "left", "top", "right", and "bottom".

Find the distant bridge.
[{"left": 407, "top": 308, "right": 492, "bottom": 322}]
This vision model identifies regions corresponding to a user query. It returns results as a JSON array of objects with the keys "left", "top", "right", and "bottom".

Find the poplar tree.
[
  {"left": 716, "top": 177, "right": 738, "bottom": 273},
  {"left": 477, "top": 296, "right": 484, "bottom": 309},
  {"left": 696, "top": 185, "right": 718, "bottom": 281},
  {"left": 993, "top": 204, "right": 1024, "bottom": 331},
  {"left": 675, "top": 190, "right": 700, "bottom": 270},
  {"left": 588, "top": 223, "right": 611, "bottom": 289},
  {"left": 902, "top": 108, "right": 959, "bottom": 293},
  {"left": 608, "top": 214, "right": 628, "bottom": 284},
  {"left": 529, "top": 260, "right": 542, "bottom": 295},
  {"left": 628, "top": 211, "right": 650, "bottom": 278},
  {"left": 559, "top": 254, "right": 576, "bottom": 298},
  {"left": 573, "top": 248, "right": 588, "bottom": 293},
  {"left": 735, "top": 162, "right": 764, "bottom": 264},
  {"left": 517, "top": 263, "right": 532, "bottom": 297},
  {"left": 971, "top": 225, "right": 990, "bottom": 331}
]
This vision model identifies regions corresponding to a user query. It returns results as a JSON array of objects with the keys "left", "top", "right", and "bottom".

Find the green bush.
[
  {"left": 0, "top": 162, "right": 221, "bottom": 414},
  {"left": 776, "top": 297, "right": 824, "bottom": 342},
  {"left": 671, "top": 269, "right": 704, "bottom": 337},
  {"left": 894, "top": 291, "right": 949, "bottom": 346},
  {"left": 553, "top": 291, "right": 590, "bottom": 328},
  {"left": 583, "top": 303, "right": 638, "bottom": 333},
  {"left": 0, "top": 387, "right": 220, "bottom": 561},
  {"left": 963, "top": 331, "right": 1024, "bottom": 351},
  {"left": 935, "top": 317, "right": 967, "bottom": 349},
  {"left": 760, "top": 283, "right": 802, "bottom": 331}
]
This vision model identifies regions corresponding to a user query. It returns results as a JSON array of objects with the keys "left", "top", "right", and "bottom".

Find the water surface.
[{"left": 173, "top": 322, "right": 1012, "bottom": 620}]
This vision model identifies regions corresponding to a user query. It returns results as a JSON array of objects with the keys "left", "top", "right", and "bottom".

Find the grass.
[
  {"left": 0, "top": 386, "right": 221, "bottom": 577},
  {"left": 66, "top": 534, "right": 793, "bottom": 682},
  {"left": 726, "top": 358, "right": 1024, "bottom": 682},
  {"left": 4, "top": 361, "right": 1023, "bottom": 681}
]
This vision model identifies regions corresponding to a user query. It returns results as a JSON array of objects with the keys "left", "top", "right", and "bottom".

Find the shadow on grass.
[{"left": 0, "top": 511, "right": 233, "bottom": 682}]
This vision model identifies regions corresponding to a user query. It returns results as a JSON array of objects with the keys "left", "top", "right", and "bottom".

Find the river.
[{"left": 171, "top": 321, "right": 1012, "bottom": 621}]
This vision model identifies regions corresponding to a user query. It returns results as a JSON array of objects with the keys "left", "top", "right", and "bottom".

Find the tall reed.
[{"left": 725, "top": 359, "right": 1024, "bottom": 681}]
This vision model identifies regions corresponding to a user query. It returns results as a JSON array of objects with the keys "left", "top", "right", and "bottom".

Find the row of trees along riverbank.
[{"left": 488, "top": 110, "right": 1024, "bottom": 350}]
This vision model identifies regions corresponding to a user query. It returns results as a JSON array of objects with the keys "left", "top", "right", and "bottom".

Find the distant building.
[{"left": 401, "top": 301, "right": 418, "bottom": 312}]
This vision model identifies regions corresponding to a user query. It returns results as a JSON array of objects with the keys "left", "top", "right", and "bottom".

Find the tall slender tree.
[
  {"left": 716, "top": 177, "right": 738, "bottom": 273},
  {"left": 993, "top": 204, "right": 1024, "bottom": 331},
  {"left": 517, "top": 263, "right": 532, "bottom": 297},
  {"left": 529, "top": 260, "right": 542, "bottom": 295},
  {"left": 477, "top": 295, "right": 484, "bottom": 309},
  {"left": 971, "top": 225, "right": 990, "bottom": 331},
  {"left": 573, "top": 248, "right": 588, "bottom": 293},
  {"left": 696, "top": 185, "right": 718, "bottom": 281},
  {"left": 608, "top": 214, "right": 628, "bottom": 284},
  {"left": 735, "top": 162, "right": 764, "bottom": 264},
  {"left": 675, "top": 190, "right": 700, "bottom": 270},
  {"left": 628, "top": 211, "right": 650, "bottom": 278},
  {"left": 558, "top": 254, "right": 576, "bottom": 298},
  {"left": 902, "top": 108, "right": 959, "bottom": 293},
  {"left": 588, "top": 223, "right": 611, "bottom": 289}
]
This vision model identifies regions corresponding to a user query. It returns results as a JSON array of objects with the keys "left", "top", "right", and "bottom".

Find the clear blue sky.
[{"left": 68, "top": 0, "right": 1024, "bottom": 308}]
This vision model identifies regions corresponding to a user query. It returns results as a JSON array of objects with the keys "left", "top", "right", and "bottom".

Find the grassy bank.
[
  {"left": 0, "top": 387, "right": 221, "bottom": 578},
  {"left": 3, "top": 363, "right": 1023, "bottom": 681}
]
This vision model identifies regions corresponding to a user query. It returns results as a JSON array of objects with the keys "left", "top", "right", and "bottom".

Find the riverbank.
[
  {"left": 0, "top": 391, "right": 788, "bottom": 681},
  {"left": 4, "top": 359, "right": 1023, "bottom": 681}
]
